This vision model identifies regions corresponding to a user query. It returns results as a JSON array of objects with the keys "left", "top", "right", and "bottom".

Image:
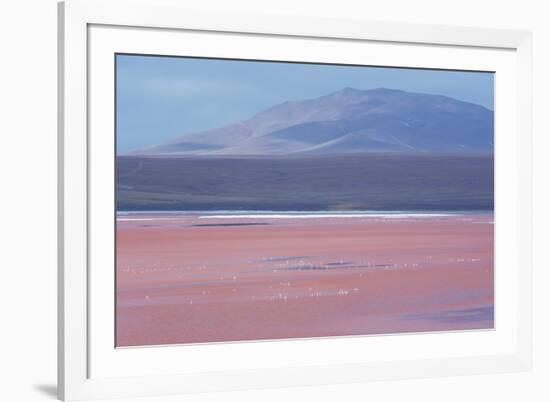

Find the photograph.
[{"left": 115, "top": 54, "right": 495, "bottom": 347}]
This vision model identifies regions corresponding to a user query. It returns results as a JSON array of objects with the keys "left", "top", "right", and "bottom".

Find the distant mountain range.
[{"left": 131, "top": 88, "right": 494, "bottom": 156}]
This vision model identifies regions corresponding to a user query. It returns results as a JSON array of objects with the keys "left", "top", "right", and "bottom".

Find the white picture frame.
[{"left": 58, "top": 0, "right": 533, "bottom": 400}]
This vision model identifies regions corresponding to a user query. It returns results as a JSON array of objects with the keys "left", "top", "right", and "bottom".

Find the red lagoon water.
[{"left": 116, "top": 213, "right": 494, "bottom": 347}]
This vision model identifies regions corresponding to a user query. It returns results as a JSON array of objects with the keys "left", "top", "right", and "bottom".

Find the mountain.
[{"left": 132, "top": 88, "right": 494, "bottom": 155}]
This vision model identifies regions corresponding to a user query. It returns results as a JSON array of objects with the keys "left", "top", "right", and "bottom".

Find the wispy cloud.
[{"left": 137, "top": 77, "right": 255, "bottom": 99}]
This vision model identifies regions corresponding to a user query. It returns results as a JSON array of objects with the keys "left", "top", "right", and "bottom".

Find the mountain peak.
[{"left": 368, "top": 87, "right": 405, "bottom": 94}]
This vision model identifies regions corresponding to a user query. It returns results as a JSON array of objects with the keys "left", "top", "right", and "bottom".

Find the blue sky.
[{"left": 116, "top": 54, "right": 494, "bottom": 153}]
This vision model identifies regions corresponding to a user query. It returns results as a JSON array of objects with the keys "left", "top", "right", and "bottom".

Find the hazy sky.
[{"left": 116, "top": 54, "right": 494, "bottom": 153}]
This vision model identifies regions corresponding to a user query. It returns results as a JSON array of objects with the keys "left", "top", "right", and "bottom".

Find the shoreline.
[{"left": 117, "top": 210, "right": 494, "bottom": 217}]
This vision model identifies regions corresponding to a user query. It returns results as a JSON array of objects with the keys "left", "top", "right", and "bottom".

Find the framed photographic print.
[{"left": 58, "top": 0, "right": 533, "bottom": 400}]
